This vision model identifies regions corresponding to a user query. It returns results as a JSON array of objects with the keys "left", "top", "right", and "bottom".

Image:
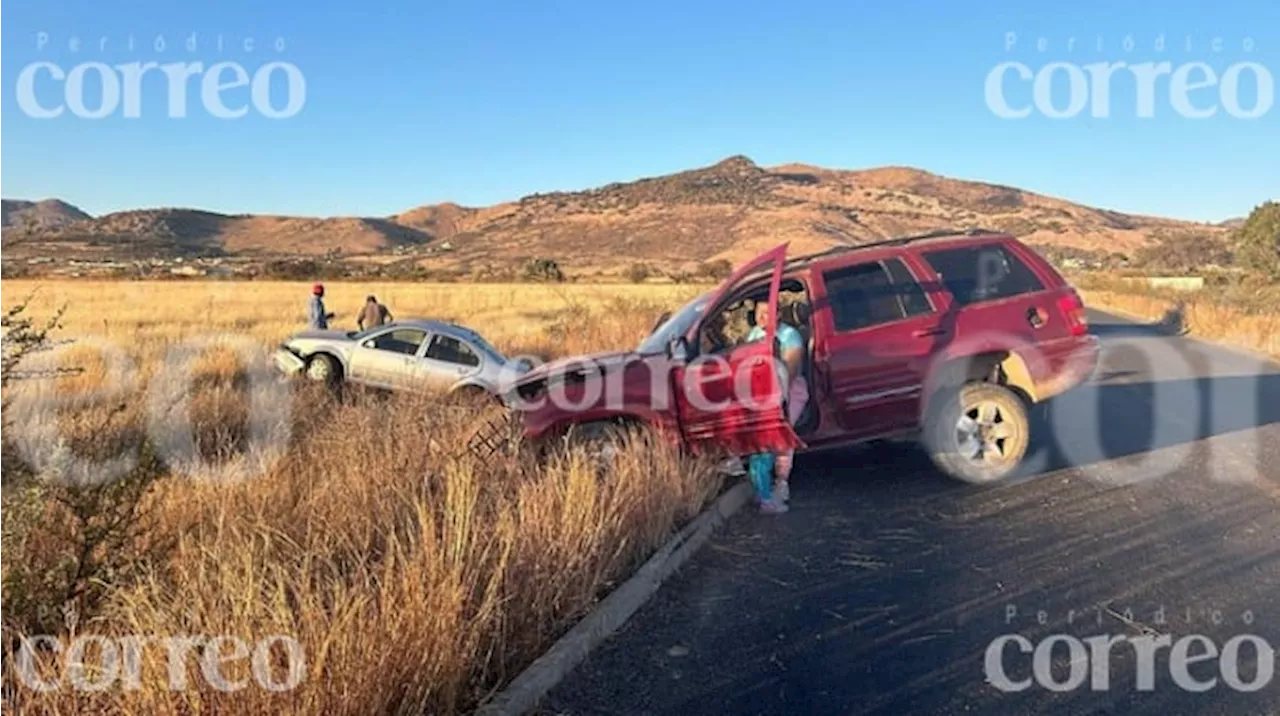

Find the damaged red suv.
[{"left": 508, "top": 230, "right": 1100, "bottom": 483}]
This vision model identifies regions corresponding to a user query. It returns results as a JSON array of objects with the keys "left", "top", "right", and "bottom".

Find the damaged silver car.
[{"left": 274, "top": 319, "right": 530, "bottom": 399}]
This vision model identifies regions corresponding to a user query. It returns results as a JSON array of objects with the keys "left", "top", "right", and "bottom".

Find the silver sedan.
[{"left": 273, "top": 319, "right": 529, "bottom": 399}]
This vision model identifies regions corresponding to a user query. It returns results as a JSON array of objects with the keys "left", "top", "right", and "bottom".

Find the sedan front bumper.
[{"left": 273, "top": 348, "right": 306, "bottom": 376}]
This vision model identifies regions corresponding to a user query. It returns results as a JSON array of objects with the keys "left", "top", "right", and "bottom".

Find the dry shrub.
[
  {"left": 7, "top": 389, "right": 720, "bottom": 714},
  {"left": 1081, "top": 286, "right": 1280, "bottom": 358}
]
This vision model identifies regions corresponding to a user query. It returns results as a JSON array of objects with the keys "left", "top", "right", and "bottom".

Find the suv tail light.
[{"left": 1057, "top": 290, "right": 1089, "bottom": 336}]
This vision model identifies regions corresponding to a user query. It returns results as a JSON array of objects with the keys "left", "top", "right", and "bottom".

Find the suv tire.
[
  {"left": 922, "top": 382, "right": 1030, "bottom": 484},
  {"left": 563, "top": 420, "right": 643, "bottom": 471}
]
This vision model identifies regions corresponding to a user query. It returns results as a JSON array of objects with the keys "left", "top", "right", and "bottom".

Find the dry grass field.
[
  {"left": 1, "top": 280, "right": 706, "bottom": 364},
  {"left": 1073, "top": 275, "right": 1280, "bottom": 359},
  {"left": 1, "top": 280, "right": 714, "bottom": 715}
]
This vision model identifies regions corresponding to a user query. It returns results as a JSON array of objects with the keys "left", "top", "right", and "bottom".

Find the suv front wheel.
[{"left": 923, "top": 383, "right": 1030, "bottom": 484}]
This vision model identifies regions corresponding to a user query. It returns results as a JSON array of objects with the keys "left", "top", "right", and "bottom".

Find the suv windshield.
[{"left": 636, "top": 293, "right": 710, "bottom": 354}]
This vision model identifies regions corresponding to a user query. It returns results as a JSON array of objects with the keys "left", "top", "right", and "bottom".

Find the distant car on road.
[{"left": 274, "top": 319, "right": 529, "bottom": 400}]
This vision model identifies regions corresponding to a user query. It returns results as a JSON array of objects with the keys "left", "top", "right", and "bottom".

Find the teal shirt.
[
  {"left": 746, "top": 322, "right": 804, "bottom": 388},
  {"left": 746, "top": 322, "right": 804, "bottom": 353}
]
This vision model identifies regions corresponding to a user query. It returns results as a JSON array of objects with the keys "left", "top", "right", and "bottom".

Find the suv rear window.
[
  {"left": 823, "top": 258, "right": 933, "bottom": 332},
  {"left": 922, "top": 244, "right": 1044, "bottom": 307}
]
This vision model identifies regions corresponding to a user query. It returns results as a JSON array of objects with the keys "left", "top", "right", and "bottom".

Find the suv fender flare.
[
  {"left": 922, "top": 341, "right": 1043, "bottom": 416},
  {"left": 995, "top": 351, "right": 1039, "bottom": 403},
  {"left": 544, "top": 409, "right": 675, "bottom": 444}
]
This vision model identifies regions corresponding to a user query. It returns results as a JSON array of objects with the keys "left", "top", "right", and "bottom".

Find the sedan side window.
[
  {"left": 365, "top": 328, "right": 428, "bottom": 356},
  {"left": 426, "top": 335, "right": 480, "bottom": 367}
]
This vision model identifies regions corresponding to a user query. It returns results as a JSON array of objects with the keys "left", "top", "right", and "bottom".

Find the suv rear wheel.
[{"left": 923, "top": 382, "right": 1030, "bottom": 484}]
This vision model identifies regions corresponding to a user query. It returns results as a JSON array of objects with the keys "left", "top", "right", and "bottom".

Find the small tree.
[
  {"left": 2, "top": 298, "right": 165, "bottom": 636},
  {"left": 522, "top": 257, "right": 565, "bottom": 282},
  {"left": 2, "top": 294, "right": 72, "bottom": 398},
  {"left": 1234, "top": 201, "right": 1280, "bottom": 278},
  {"left": 698, "top": 259, "right": 734, "bottom": 280},
  {"left": 625, "top": 263, "right": 652, "bottom": 283}
]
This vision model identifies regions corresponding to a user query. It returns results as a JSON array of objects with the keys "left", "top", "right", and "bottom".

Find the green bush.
[{"left": 1234, "top": 201, "right": 1280, "bottom": 278}]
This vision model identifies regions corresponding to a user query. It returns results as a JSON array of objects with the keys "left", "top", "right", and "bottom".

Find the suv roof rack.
[{"left": 787, "top": 227, "right": 1003, "bottom": 267}]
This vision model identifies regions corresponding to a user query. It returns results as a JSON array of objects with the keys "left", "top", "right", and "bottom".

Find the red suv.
[{"left": 508, "top": 231, "right": 1100, "bottom": 483}]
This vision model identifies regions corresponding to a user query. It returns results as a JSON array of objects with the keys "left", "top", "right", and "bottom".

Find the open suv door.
[{"left": 671, "top": 244, "right": 804, "bottom": 456}]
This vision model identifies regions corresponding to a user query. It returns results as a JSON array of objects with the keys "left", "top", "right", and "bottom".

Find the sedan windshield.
[{"left": 636, "top": 293, "right": 710, "bottom": 354}]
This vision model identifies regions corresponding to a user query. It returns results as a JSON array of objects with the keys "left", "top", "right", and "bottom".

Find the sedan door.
[
  {"left": 347, "top": 327, "right": 430, "bottom": 388},
  {"left": 413, "top": 333, "right": 484, "bottom": 391}
]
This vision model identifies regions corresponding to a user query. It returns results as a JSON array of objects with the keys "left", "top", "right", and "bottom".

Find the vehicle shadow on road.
[
  {"left": 1087, "top": 305, "right": 1191, "bottom": 338},
  {"left": 1016, "top": 371, "right": 1280, "bottom": 482}
]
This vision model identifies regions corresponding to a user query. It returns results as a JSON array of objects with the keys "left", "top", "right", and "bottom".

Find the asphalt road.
[{"left": 543, "top": 310, "right": 1280, "bottom": 716}]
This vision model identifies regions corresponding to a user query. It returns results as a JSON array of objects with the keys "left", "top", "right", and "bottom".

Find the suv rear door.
[
  {"left": 815, "top": 250, "right": 950, "bottom": 438},
  {"left": 673, "top": 244, "right": 803, "bottom": 456},
  {"left": 912, "top": 238, "right": 1083, "bottom": 391}
]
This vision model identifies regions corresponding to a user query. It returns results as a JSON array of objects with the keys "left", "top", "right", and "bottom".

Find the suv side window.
[
  {"left": 426, "top": 334, "right": 480, "bottom": 367},
  {"left": 884, "top": 258, "right": 933, "bottom": 317},
  {"left": 823, "top": 261, "right": 906, "bottom": 332},
  {"left": 922, "top": 244, "right": 1044, "bottom": 307}
]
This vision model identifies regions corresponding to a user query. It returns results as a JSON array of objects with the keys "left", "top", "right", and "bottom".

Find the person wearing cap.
[
  {"left": 357, "top": 294, "right": 393, "bottom": 331},
  {"left": 307, "top": 283, "right": 335, "bottom": 330}
]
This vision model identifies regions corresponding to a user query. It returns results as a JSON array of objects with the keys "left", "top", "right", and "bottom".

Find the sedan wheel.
[{"left": 305, "top": 354, "right": 339, "bottom": 384}]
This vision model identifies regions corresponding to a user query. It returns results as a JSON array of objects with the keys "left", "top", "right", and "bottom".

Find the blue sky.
[{"left": 2, "top": 0, "right": 1277, "bottom": 222}]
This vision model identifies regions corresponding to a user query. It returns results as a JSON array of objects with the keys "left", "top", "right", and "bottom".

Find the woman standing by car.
[{"left": 745, "top": 300, "right": 808, "bottom": 514}]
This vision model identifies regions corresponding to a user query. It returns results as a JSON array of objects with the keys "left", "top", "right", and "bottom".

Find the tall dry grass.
[
  {"left": 1, "top": 280, "right": 718, "bottom": 714},
  {"left": 1075, "top": 275, "right": 1280, "bottom": 359}
]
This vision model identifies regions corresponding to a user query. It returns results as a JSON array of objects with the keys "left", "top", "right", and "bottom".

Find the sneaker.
[
  {"left": 774, "top": 480, "right": 790, "bottom": 504},
  {"left": 718, "top": 457, "right": 746, "bottom": 477},
  {"left": 759, "top": 497, "right": 789, "bottom": 515}
]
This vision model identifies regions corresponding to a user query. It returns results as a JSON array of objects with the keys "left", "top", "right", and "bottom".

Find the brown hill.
[
  {"left": 2, "top": 157, "right": 1225, "bottom": 266},
  {"left": 3, "top": 208, "right": 432, "bottom": 259},
  {"left": 1, "top": 199, "right": 91, "bottom": 230},
  {"left": 389, "top": 156, "right": 1221, "bottom": 268}
]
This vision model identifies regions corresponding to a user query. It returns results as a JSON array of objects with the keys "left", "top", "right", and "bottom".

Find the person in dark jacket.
[
  {"left": 307, "top": 283, "right": 335, "bottom": 330},
  {"left": 357, "top": 294, "right": 393, "bottom": 330}
]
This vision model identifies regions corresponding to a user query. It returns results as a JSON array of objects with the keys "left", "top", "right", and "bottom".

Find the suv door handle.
[{"left": 912, "top": 327, "right": 947, "bottom": 337}]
